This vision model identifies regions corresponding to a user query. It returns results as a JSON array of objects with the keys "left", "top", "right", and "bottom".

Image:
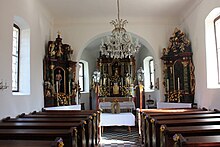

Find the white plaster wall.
[
  {"left": 54, "top": 20, "right": 178, "bottom": 105},
  {"left": 0, "top": 0, "right": 53, "bottom": 118},
  {"left": 180, "top": 0, "right": 220, "bottom": 109}
]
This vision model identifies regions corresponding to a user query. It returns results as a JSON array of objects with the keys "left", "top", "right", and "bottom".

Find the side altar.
[
  {"left": 161, "top": 28, "right": 195, "bottom": 104},
  {"left": 43, "top": 33, "right": 78, "bottom": 107}
]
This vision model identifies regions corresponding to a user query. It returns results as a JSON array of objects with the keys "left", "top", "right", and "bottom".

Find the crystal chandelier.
[{"left": 100, "top": 0, "right": 141, "bottom": 59}]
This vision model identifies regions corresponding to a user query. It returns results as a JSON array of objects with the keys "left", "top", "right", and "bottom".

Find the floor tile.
[{"left": 99, "top": 126, "right": 144, "bottom": 147}]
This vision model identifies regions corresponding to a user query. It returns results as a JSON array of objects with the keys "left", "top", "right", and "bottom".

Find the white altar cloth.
[
  {"left": 157, "top": 102, "right": 192, "bottom": 109},
  {"left": 100, "top": 112, "right": 135, "bottom": 126},
  {"left": 99, "top": 101, "right": 135, "bottom": 110},
  {"left": 43, "top": 105, "right": 81, "bottom": 110}
]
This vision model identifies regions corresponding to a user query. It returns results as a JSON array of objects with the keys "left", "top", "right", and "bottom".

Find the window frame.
[
  {"left": 214, "top": 15, "right": 220, "bottom": 84},
  {"left": 12, "top": 24, "right": 20, "bottom": 92},
  {"left": 78, "top": 62, "right": 84, "bottom": 92}
]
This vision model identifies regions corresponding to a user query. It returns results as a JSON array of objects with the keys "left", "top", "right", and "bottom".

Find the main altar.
[
  {"left": 95, "top": 55, "right": 136, "bottom": 98},
  {"left": 90, "top": 53, "right": 145, "bottom": 110}
]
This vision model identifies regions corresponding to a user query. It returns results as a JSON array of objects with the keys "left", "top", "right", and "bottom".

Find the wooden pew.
[
  {"left": 24, "top": 113, "right": 99, "bottom": 146},
  {"left": 147, "top": 113, "right": 220, "bottom": 147},
  {"left": 0, "top": 128, "right": 76, "bottom": 147},
  {"left": 41, "top": 109, "right": 97, "bottom": 114},
  {"left": 162, "top": 125, "right": 220, "bottom": 147},
  {"left": 151, "top": 113, "right": 220, "bottom": 120},
  {"left": 138, "top": 108, "right": 202, "bottom": 139},
  {"left": 0, "top": 122, "right": 87, "bottom": 147},
  {"left": 18, "top": 113, "right": 97, "bottom": 146},
  {"left": 173, "top": 134, "right": 220, "bottom": 147},
  {"left": 0, "top": 137, "right": 64, "bottom": 147},
  {"left": 4, "top": 117, "right": 92, "bottom": 147},
  {"left": 31, "top": 110, "right": 101, "bottom": 145},
  {"left": 139, "top": 109, "right": 216, "bottom": 146},
  {"left": 152, "top": 118, "right": 220, "bottom": 147}
]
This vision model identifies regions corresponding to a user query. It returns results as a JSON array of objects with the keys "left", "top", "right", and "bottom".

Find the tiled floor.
[{"left": 99, "top": 126, "right": 144, "bottom": 147}]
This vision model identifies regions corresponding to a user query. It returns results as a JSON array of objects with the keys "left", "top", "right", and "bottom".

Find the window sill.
[
  {"left": 12, "top": 92, "right": 30, "bottom": 96},
  {"left": 145, "top": 89, "right": 155, "bottom": 92}
]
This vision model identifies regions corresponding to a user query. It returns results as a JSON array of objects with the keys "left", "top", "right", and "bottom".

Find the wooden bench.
[
  {"left": 139, "top": 109, "right": 215, "bottom": 146},
  {"left": 152, "top": 118, "right": 220, "bottom": 147},
  {"left": 138, "top": 108, "right": 202, "bottom": 135},
  {"left": 0, "top": 120, "right": 85, "bottom": 147},
  {"left": 147, "top": 113, "right": 220, "bottom": 147},
  {"left": 173, "top": 134, "right": 220, "bottom": 147},
  {"left": 162, "top": 125, "right": 220, "bottom": 147},
  {"left": 40, "top": 109, "right": 97, "bottom": 114},
  {"left": 2, "top": 117, "right": 91, "bottom": 147},
  {"left": 18, "top": 113, "right": 98, "bottom": 145},
  {"left": 0, "top": 137, "right": 64, "bottom": 147},
  {"left": 32, "top": 110, "right": 101, "bottom": 145},
  {"left": 0, "top": 128, "right": 76, "bottom": 147}
]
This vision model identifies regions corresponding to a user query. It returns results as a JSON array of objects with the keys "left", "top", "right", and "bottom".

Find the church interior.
[{"left": 1, "top": 0, "right": 220, "bottom": 146}]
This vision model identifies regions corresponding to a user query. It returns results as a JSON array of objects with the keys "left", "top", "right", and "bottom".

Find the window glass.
[
  {"left": 12, "top": 24, "right": 20, "bottom": 92},
  {"left": 149, "top": 59, "right": 154, "bottom": 89},
  {"left": 79, "top": 62, "right": 84, "bottom": 91},
  {"left": 143, "top": 56, "right": 154, "bottom": 91}
]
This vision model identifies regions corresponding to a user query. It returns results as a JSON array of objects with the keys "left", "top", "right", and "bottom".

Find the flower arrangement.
[{"left": 113, "top": 98, "right": 119, "bottom": 103}]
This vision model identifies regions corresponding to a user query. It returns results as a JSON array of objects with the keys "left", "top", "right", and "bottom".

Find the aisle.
[{"left": 99, "top": 126, "right": 143, "bottom": 147}]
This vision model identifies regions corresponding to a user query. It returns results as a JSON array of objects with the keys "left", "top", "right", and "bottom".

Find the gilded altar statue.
[{"left": 113, "top": 83, "right": 119, "bottom": 95}]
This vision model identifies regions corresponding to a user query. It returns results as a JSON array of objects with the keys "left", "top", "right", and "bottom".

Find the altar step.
[{"left": 98, "top": 126, "right": 143, "bottom": 147}]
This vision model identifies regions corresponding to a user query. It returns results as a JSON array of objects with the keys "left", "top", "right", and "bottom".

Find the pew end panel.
[{"left": 173, "top": 133, "right": 220, "bottom": 147}]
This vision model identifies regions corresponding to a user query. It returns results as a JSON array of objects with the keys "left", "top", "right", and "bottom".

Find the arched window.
[
  {"left": 205, "top": 8, "right": 220, "bottom": 88},
  {"left": 79, "top": 60, "right": 89, "bottom": 93},
  {"left": 79, "top": 62, "right": 84, "bottom": 92},
  {"left": 12, "top": 16, "right": 30, "bottom": 95},
  {"left": 143, "top": 56, "right": 155, "bottom": 91}
]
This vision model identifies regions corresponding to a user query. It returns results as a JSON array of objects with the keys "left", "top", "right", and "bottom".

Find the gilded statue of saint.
[
  {"left": 125, "top": 73, "right": 131, "bottom": 86},
  {"left": 102, "top": 73, "right": 107, "bottom": 86},
  {"left": 55, "top": 70, "right": 62, "bottom": 92},
  {"left": 49, "top": 42, "right": 55, "bottom": 57},
  {"left": 113, "top": 82, "right": 119, "bottom": 95},
  {"left": 56, "top": 44, "right": 63, "bottom": 57}
]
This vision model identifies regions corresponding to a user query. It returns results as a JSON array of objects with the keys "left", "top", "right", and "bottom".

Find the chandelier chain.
[{"left": 117, "top": 0, "right": 120, "bottom": 21}]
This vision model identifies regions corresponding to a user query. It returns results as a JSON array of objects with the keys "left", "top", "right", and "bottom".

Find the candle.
[
  {"left": 69, "top": 81, "right": 71, "bottom": 95},
  {"left": 121, "top": 77, "right": 123, "bottom": 86},
  {"left": 177, "top": 77, "right": 180, "bottom": 91},
  {"left": 56, "top": 81, "right": 59, "bottom": 93},
  {"left": 166, "top": 79, "right": 169, "bottom": 92}
]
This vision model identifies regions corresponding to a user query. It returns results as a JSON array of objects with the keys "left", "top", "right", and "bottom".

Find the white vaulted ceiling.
[
  {"left": 39, "top": 0, "right": 202, "bottom": 23},
  {"left": 38, "top": 0, "right": 203, "bottom": 62}
]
